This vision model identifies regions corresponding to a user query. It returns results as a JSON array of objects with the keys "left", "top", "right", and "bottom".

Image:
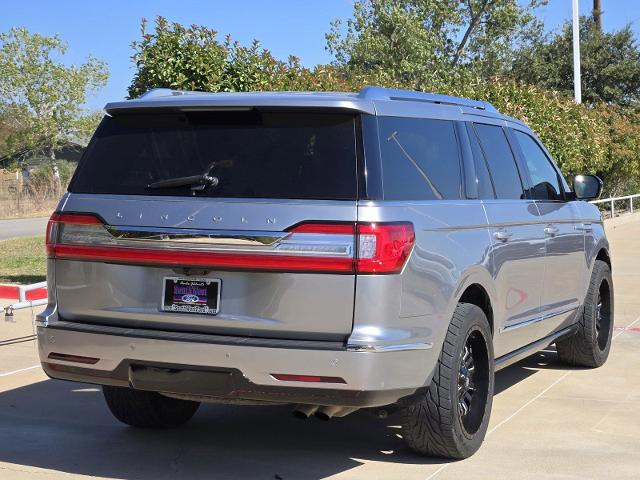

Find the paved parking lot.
[{"left": 1, "top": 216, "right": 639, "bottom": 479}]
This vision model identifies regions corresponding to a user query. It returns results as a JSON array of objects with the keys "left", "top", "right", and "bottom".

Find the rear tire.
[
  {"left": 401, "top": 303, "right": 494, "bottom": 459},
  {"left": 102, "top": 385, "right": 200, "bottom": 428},
  {"left": 556, "top": 260, "right": 613, "bottom": 368}
]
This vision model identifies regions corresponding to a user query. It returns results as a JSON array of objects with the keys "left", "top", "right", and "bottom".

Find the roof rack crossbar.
[{"left": 358, "top": 86, "right": 497, "bottom": 112}]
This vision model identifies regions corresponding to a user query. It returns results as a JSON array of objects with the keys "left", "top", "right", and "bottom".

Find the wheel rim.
[
  {"left": 595, "top": 278, "right": 612, "bottom": 351},
  {"left": 457, "top": 329, "right": 490, "bottom": 436}
]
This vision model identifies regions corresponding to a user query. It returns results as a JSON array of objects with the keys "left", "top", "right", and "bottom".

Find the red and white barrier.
[
  {"left": 0, "top": 282, "right": 47, "bottom": 301},
  {"left": 1, "top": 282, "right": 48, "bottom": 319}
]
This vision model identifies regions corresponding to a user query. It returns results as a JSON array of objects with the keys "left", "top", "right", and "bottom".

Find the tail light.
[
  {"left": 46, "top": 212, "right": 414, "bottom": 274},
  {"left": 356, "top": 223, "right": 415, "bottom": 274}
]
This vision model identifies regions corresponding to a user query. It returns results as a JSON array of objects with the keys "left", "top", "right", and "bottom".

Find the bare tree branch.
[{"left": 452, "top": 0, "right": 493, "bottom": 66}]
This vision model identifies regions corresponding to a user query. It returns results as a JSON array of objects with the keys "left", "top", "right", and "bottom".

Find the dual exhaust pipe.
[{"left": 292, "top": 404, "right": 359, "bottom": 421}]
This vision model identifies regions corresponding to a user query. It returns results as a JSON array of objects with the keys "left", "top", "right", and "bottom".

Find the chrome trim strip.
[
  {"left": 105, "top": 226, "right": 288, "bottom": 246},
  {"left": 62, "top": 224, "right": 355, "bottom": 258},
  {"left": 495, "top": 324, "right": 578, "bottom": 370},
  {"left": 501, "top": 306, "right": 578, "bottom": 333},
  {"left": 346, "top": 342, "right": 433, "bottom": 352}
]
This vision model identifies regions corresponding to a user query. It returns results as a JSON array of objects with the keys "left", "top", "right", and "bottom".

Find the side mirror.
[{"left": 573, "top": 175, "right": 603, "bottom": 200}]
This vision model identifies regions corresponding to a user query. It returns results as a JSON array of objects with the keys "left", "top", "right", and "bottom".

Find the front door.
[{"left": 509, "top": 128, "right": 586, "bottom": 338}]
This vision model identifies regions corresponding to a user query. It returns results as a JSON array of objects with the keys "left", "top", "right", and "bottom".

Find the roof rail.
[
  {"left": 358, "top": 86, "right": 497, "bottom": 112},
  {"left": 139, "top": 88, "right": 207, "bottom": 99},
  {"left": 139, "top": 88, "right": 175, "bottom": 99}
]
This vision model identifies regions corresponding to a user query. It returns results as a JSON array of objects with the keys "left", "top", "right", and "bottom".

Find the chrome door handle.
[
  {"left": 544, "top": 226, "right": 560, "bottom": 236},
  {"left": 575, "top": 223, "right": 593, "bottom": 232},
  {"left": 494, "top": 230, "right": 513, "bottom": 242}
]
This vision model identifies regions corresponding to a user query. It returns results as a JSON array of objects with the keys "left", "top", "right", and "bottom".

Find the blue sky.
[{"left": 2, "top": 0, "right": 639, "bottom": 110}]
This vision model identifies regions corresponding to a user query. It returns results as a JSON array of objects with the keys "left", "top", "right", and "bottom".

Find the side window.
[
  {"left": 473, "top": 123, "right": 525, "bottom": 200},
  {"left": 512, "top": 130, "right": 564, "bottom": 201},
  {"left": 378, "top": 117, "right": 462, "bottom": 200},
  {"left": 466, "top": 123, "right": 495, "bottom": 199}
]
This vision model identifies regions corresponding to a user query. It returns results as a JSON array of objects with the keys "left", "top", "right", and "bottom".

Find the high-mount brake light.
[{"left": 46, "top": 214, "right": 414, "bottom": 274}]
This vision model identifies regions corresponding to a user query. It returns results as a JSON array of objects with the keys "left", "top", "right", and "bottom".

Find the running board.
[{"left": 495, "top": 325, "right": 578, "bottom": 371}]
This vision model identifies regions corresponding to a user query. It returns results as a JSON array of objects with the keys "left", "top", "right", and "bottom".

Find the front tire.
[
  {"left": 401, "top": 303, "right": 494, "bottom": 459},
  {"left": 103, "top": 385, "right": 200, "bottom": 428},
  {"left": 556, "top": 259, "right": 614, "bottom": 368}
]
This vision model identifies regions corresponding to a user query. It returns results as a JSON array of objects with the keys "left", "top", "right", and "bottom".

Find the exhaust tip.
[
  {"left": 315, "top": 411, "right": 331, "bottom": 421},
  {"left": 292, "top": 405, "right": 319, "bottom": 419}
]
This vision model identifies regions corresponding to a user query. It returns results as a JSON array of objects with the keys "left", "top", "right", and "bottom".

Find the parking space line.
[{"left": 0, "top": 365, "right": 39, "bottom": 377}]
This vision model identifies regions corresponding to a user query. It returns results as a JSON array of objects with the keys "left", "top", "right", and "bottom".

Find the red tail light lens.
[
  {"left": 46, "top": 213, "right": 105, "bottom": 257},
  {"left": 46, "top": 213, "right": 414, "bottom": 274},
  {"left": 356, "top": 222, "right": 415, "bottom": 274}
]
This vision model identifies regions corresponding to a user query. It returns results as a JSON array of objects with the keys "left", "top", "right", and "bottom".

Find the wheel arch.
[
  {"left": 454, "top": 267, "right": 496, "bottom": 336},
  {"left": 459, "top": 283, "right": 494, "bottom": 335},
  {"left": 595, "top": 247, "right": 611, "bottom": 271}
]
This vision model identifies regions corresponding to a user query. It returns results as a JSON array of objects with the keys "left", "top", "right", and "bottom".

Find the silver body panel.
[{"left": 38, "top": 87, "right": 610, "bottom": 408}]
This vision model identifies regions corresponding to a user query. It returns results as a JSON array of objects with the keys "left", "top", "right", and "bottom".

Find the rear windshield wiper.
[{"left": 147, "top": 174, "right": 219, "bottom": 192}]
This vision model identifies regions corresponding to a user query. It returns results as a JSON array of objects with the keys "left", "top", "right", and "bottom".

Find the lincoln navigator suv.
[{"left": 37, "top": 86, "right": 613, "bottom": 458}]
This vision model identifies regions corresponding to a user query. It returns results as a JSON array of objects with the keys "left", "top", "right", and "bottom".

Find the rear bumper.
[{"left": 37, "top": 321, "right": 438, "bottom": 407}]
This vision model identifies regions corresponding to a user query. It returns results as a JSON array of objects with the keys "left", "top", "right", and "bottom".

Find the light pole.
[{"left": 572, "top": 0, "right": 582, "bottom": 104}]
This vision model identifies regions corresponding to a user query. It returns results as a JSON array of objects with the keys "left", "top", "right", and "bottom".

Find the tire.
[
  {"left": 556, "top": 260, "right": 614, "bottom": 368},
  {"left": 102, "top": 385, "right": 200, "bottom": 428},
  {"left": 401, "top": 303, "right": 494, "bottom": 459}
]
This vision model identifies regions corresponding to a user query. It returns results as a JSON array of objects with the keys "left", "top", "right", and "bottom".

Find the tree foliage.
[
  {"left": 511, "top": 17, "right": 640, "bottom": 106},
  {"left": 325, "top": 0, "right": 547, "bottom": 84},
  {"left": 0, "top": 27, "right": 107, "bottom": 186},
  {"left": 128, "top": 17, "right": 357, "bottom": 98}
]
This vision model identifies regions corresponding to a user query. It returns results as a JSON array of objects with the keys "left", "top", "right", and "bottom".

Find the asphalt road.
[
  {"left": 1, "top": 214, "right": 639, "bottom": 479},
  {"left": 0, "top": 217, "right": 49, "bottom": 241}
]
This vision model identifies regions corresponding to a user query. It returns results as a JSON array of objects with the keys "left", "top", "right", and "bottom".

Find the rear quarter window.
[
  {"left": 69, "top": 111, "right": 358, "bottom": 201},
  {"left": 377, "top": 117, "right": 462, "bottom": 201}
]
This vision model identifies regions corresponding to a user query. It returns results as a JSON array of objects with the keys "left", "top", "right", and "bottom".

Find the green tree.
[
  {"left": 511, "top": 18, "right": 640, "bottom": 106},
  {"left": 325, "top": 0, "right": 547, "bottom": 85},
  {"left": 0, "top": 27, "right": 108, "bottom": 189}
]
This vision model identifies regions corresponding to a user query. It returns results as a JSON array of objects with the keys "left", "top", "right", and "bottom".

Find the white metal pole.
[{"left": 572, "top": 0, "right": 582, "bottom": 104}]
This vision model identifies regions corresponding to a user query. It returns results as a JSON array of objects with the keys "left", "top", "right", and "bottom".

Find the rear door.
[
  {"left": 468, "top": 122, "right": 547, "bottom": 357},
  {"left": 51, "top": 109, "right": 360, "bottom": 341}
]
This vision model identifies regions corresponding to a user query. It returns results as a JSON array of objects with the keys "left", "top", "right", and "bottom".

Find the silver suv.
[{"left": 37, "top": 86, "right": 613, "bottom": 458}]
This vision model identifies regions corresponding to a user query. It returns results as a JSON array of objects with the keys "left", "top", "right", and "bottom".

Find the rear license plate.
[{"left": 162, "top": 277, "right": 221, "bottom": 315}]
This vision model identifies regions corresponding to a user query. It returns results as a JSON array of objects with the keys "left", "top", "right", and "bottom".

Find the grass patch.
[{"left": 0, "top": 236, "right": 46, "bottom": 284}]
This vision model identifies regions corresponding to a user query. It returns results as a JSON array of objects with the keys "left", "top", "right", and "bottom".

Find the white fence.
[{"left": 590, "top": 193, "right": 640, "bottom": 218}]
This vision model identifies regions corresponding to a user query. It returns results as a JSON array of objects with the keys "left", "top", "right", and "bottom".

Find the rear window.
[
  {"left": 377, "top": 117, "right": 462, "bottom": 201},
  {"left": 70, "top": 111, "right": 357, "bottom": 200}
]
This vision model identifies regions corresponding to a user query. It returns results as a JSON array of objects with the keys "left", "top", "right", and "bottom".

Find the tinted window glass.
[
  {"left": 473, "top": 124, "right": 524, "bottom": 200},
  {"left": 466, "top": 123, "right": 495, "bottom": 199},
  {"left": 70, "top": 111, "right": 357, "bottom": 200},
  {"left": 512, "top": 130, "right": 563, "bottom": 201},
  {"left": 378, "top": 117, "right": 461, "bottom": 200}
]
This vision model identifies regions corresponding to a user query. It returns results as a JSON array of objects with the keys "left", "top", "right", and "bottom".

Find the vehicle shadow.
[
  {"left": 0, "top": 379, "right": 444, "bottom": 479},
  {"left": 0, "top": 351, "right": 568, "bottom": 479}
]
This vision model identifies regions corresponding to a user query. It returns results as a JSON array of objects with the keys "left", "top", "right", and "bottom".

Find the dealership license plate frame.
[{"left": 161, "top": 277, "right": 221, "bottom": 316}]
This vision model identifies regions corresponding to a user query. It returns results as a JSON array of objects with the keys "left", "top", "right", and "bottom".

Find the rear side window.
[
  {"left": 378, "top": 117, "right": 462, "bottom": 200},
  {"left": 466, "top": 123, "right": 495, "bottom": 199},
  {"left": 473, "top": 124, "right": 524, "bottom": 200},
  {"left": 70, "top": 111, "right": 357, "bottom": 200},
  {"left": 512, "top": 130, "right": 563, "bottom": 201}
]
